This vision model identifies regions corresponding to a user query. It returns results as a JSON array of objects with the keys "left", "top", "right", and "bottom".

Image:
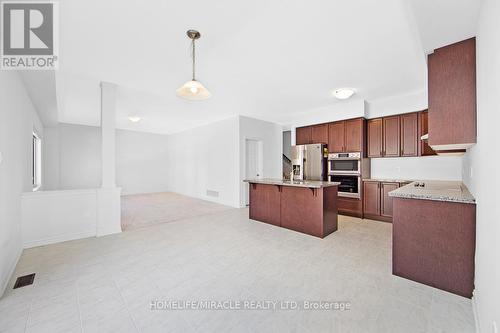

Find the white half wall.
[
  {"left": 239, "top": 116, "right": 283, "bottom": 207},
  {"left": 462, "top": 1, "right": 500, "bottom": 331},
  {"left": 0, "top": 71, "right": 43, "bottom": 296},
  {"left": 21, "top": 189, "right": 98, "bottom": 248}
]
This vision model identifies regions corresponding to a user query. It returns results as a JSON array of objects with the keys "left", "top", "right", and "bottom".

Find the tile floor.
[
  {"left": 121, "top": 192, "right": 232, "bottom": 231},
  {"left": 0, "top": 208, "right": 475, "bottom": 333}
]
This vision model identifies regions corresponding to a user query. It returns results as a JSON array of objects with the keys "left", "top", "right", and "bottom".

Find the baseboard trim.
[
  {"left": 0, "top": 245, "right": 23, "bottom": 298},
  {"left": 472, "top": 292, "right": 481, "bottom": 333},
  {"left": 23, "top": 230, "right": 96, "bottom": 249}
]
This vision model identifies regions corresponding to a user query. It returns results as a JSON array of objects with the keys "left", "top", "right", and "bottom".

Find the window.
[{"left": 32, "top": 132, "right": 41, "bottom": 191}]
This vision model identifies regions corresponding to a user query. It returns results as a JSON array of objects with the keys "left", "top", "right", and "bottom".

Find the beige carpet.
[{"left": 121, "top": 192, "right": 233, "bottom": 231}]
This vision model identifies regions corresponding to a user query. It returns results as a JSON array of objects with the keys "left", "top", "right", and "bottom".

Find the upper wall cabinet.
[
  {"left": 296, "top": 126, "right": 312, "bottom": 145},
  {"left": 428, "top": 38, "right": 476, "bottom": 151},
  {"left": 368, "top": 116, "right": 401, "bottom": 158},
  {"left": 419, "top": 111, "right": 436, "bottom": 156},
  {"left": 367, "top": 118, "right": 383, "bottom": 158},
  {"left": 311, "top": 124, "right": 329, "bottom": 144},
  {"left": 383, "top": 115, "right": 401, "bottom": 157},
  {"left": 328, "top": 118, "right": 364, "bottom": 153},
  {"left": 400, "top": 113, "right": 419, "bottom": 157}
]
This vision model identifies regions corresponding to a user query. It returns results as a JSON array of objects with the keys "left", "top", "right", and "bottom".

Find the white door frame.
[{"left": 244, "top": 138, "right": 263, "bottom": 206}]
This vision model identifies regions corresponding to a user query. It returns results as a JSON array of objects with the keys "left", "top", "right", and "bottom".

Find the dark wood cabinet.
[
  {"left": 393, "top": 198, "right": 476, "bottom": 298},
  {"left": 249, "top": 184, "right": 281, "bottom": 226},
  {"left": 328, "top": 122, "right": 345, "bottom": 153},
  {"left": 345, "top": 118, "right": 364, "bottom": 152},
  {"left": 383, "top": 116, "right": 401, "bottom": 157},
  {"left": 296, "top": 126, "right": 312, "bottom": 145},
  {"left": 329, "top": 118, "right": 364, "bottom": 153},
  {"left": 381, "top": 182, "right": 399, "bottom": 218},
  {"left": 400, "top": 113, "right": 419, "bottom": 157},
  {"left": 419, "top": 111, "right": 436, "bottom": 156},
  {"left": 311, "top": 124, "right": 329, "bottom": 144},
  {"left": 428, "top": 38, "right": 476, "bottom": 150},
  {"left": 363, "top": 181, "right": 381, "bottom": 216},
  {"left": 367, "top": 119, "right": 383, "bottom": 158},
  {"left": 337, "top": 197, "right": 363, "bottom": 218},
  {"left": 363, "top": 181, "right": 400, "bottom": 222}
]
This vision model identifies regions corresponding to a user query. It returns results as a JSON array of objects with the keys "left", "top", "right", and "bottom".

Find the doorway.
[{"left": 245, "top": 139, "right": 263, "bottom": 206}]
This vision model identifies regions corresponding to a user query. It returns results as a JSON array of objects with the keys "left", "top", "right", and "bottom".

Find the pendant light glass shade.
[
  {"left": 176, "top": 30, "right": 211, "bottom": 100},
  {"left": 176, "top": 80, "right": 211, "bottom": 100}
]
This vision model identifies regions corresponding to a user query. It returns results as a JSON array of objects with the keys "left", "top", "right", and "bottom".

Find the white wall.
[
  {"left": 365, "top": 90, "right": 427, "bottom": 118},
  {"left": 239, "top": 116, "right": 282, "bottom": 207},
  {"left": 116, "top": 129, "right": 170, "bottom": 195},
  {"left": 43, "top": 125, "right": 172, "bottom": 195},
  {"left": 462, "top": 1, "right": 500, "bottom": 331},
  {"left": 0, "top": 71, "right": 43, "bottom": 296},
  {"left": 43, "top": 124, "right": 101, "bottom": 190},
  {"left": 166, "top": 116, "right": 240, "bottom": 207},
  {"left": 370, "top": 156, "right": 463, "bottom": 181}
]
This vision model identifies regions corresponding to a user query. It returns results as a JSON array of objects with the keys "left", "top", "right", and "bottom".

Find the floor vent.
[{"left": 13, "top": 273, "right": 35, "bottom": 289}]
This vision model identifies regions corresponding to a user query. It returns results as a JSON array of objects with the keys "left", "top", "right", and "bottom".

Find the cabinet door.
[
  {"left": 311, "top": 124, "right": 329, "bottom": 144},
  {"left": 296, "top": 126, "right": 311, "bottom": 145},
  {"left": 419, "top": 111, "right": 437, "bottom": 156},
  {"left": 383, "top": 116, "right": 401, "bottom": 157},
  {"left": 367, "top": 119, "right": 383, "bottom": 157},
  {"left": 249, "top": 184, "right": 281, "bottom": 226},
  {"left": 328, "top": 121, "right": 345, "bottom": 153},
  {"left": 381, "top": 182, "right": 399, "bottom": 219},
  {"left": 363, "top": 181, "right": 380, "bottom": 216},
  {"left": 400, "top": 113, "right": 418, "bottom": 157},
  {"left": 428, "top": 38, "right": 476, "bottom": 148},
  {"left": 345, "top": 118, "right": 363, "bottom": 152}
]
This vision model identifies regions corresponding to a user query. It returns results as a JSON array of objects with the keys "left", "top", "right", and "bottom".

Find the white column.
[{"left": 96, "top": 82, "right": 122, "bottom": 236}]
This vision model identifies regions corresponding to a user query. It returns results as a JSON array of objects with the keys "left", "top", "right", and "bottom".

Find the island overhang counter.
[{"left": 244, "top": 179, "right": 340, "bottom": 238}]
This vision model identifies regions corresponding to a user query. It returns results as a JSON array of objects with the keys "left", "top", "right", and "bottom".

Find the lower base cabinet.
[
  {"left": 337, "top": 197, "right": 363, "bottom": 218},
  {"left": 363, "top": 181, "right": 400, "bottom": 222}
]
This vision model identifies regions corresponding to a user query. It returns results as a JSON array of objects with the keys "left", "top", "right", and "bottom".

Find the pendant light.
[{"left": 176, "top": 30, "right": 211, "bottom": 100}]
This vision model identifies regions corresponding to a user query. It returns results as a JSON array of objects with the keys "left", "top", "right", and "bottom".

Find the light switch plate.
[{"left": 0, "top": 151, "right": 3, "bottom": 165}]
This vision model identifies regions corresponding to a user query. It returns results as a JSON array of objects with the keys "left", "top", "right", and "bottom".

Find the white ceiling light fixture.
[
  {"left": 176, "top": 30, "right": 211, "bottom": 101},
  {"left": 333, "top": 88, "right": 356, "bottom": 100},
  {"left": 128, "top": 116, "right": 142, "bottom": 123}
]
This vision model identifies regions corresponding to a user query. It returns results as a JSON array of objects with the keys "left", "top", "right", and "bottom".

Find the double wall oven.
[{"left": 328, "top": 152, "right": 369, "bottom": 198}]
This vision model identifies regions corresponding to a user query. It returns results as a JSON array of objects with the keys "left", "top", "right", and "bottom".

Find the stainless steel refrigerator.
[{"left": 291, "top": 144, "right": 327, "bottom": 181}]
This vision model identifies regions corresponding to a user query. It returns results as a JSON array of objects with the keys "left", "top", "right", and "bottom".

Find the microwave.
[{"left": 328, "top": 152, "right": 361, "bottom": 175}]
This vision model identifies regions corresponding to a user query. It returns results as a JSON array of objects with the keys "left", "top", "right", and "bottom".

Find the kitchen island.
[
  {"left": 389, "top": 181, "right": 476, "bottom": 298},
  {"left": 244, "top": 179, "right": 340, "bottom": 238}
]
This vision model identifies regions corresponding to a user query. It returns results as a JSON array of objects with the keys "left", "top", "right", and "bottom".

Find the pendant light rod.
[{"left": 187, "top": 30, "right": 200, "bottom": 81}]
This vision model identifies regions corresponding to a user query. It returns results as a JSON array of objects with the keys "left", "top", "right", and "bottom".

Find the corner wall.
[
  {"left": 166, "top": 116, "right": 240, "bottom": 207},
  {"left": 462, "top": 0, "right": 500, "bottom": 331},
  {"left": 0, "top": 71, "right": 43, "bottom": 296},
  {"left": 239, "top": 116, "right": 283, "bottom": 207}
]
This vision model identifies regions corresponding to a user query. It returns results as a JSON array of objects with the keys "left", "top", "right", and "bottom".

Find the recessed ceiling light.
[
  {"left": 128, "top": 116, "right": 142, "bottom": 123},
  {"left": 333, "top": 88, "right": 356, "bottom": 100}
]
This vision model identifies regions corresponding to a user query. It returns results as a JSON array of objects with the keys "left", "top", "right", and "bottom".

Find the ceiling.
[{"left": 25, "top": 0, "right": 482, "bottom": 134}]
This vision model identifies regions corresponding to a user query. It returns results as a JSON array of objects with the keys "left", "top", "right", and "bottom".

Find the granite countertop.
[
  {"left": 363, "top": 178, "right": 414, "bottom": 184},
  {"left": 244, "top": 178, "right": 341, "bottom": 188},
  {"left": 388, "top": 180, "right": 476, "bottom": 204}
]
